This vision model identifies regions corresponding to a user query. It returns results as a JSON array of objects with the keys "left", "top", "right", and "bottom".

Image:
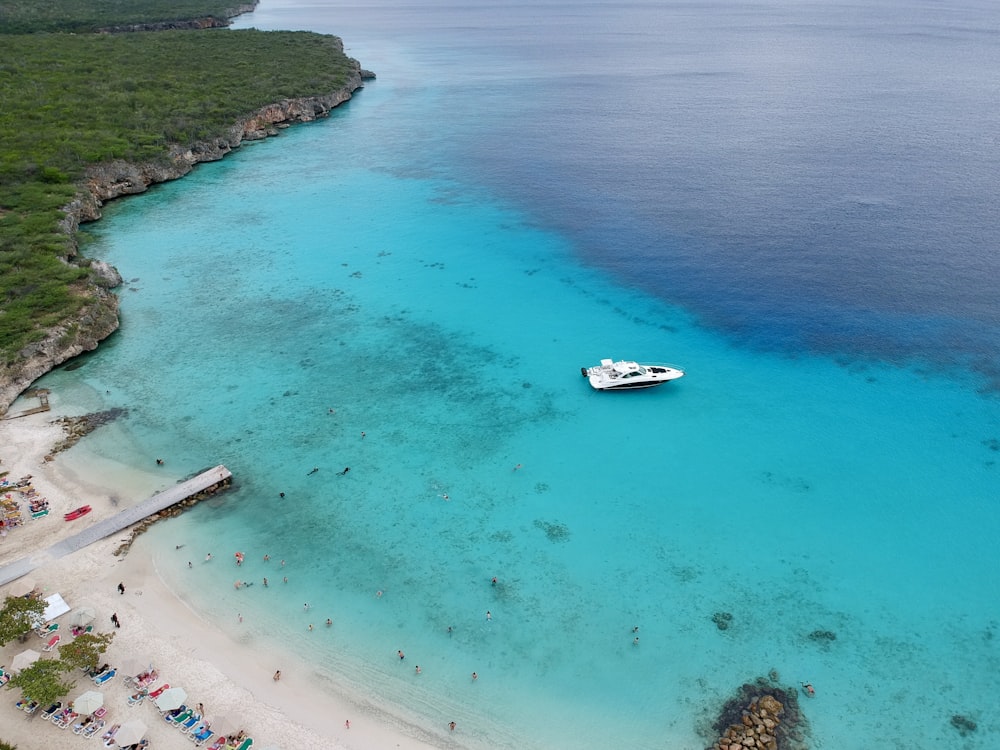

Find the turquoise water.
[{"left": 29, "top": 1, "right": 1000, "bottom": 747}]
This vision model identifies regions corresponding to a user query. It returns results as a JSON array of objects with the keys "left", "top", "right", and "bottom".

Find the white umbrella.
[
  {"left": 73, "top": 690, "right": 104, "bottom": 715},
  {"left": 67, "top": 606, "right": 96, "bottom": 627},
  {"left": 120, "top": 657, "right": 150, "bottom": 678},
  {"left": 6, "top": 578, "right": 36, "bottom": 597},
  {"left": 115, "top": 719, "right": 147, "bottom": 747},
  {"left": 10, "top": 648, "right": 41, "bottom": 673},
  {"left": 154, "top": 687, "right": 187, "bottom": 712},
  {"left": 209, "top": 714, "right": 239, "bottom": 737}
]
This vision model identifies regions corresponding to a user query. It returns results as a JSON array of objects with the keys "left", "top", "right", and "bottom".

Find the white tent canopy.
[{"left": 41, "top": 593, "right": 70, "bottom": 623}]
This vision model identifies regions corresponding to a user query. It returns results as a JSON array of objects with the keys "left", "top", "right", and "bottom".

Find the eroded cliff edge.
[{"left": 0, "top": 60, "right": 373, "bottom": 415}]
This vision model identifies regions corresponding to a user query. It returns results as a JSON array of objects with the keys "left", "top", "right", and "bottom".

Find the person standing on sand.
[
  {"left": 117, "top": 582, "right": 125, "bottom": 595},
  {"left": 111, "top": 612, "right": 120, "bottom": 628},
  {"left": 273, "top": 670, "right": 281, "bottom": 681}
]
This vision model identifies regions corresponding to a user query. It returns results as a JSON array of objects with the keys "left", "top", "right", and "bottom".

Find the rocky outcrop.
[
  {"left": 0, "top": 60, "right": 367, "bottom": 416},
  {"left": 77, "top": 65, "right": 365, "bottom": 222},
  {"left": 0, "top": 278, "right": 121, "bottom": 416},
  {"left": 705, "top": 677, "right": 810, "bottom": 750},
  {"left": 710, "top": 694, "right": 784, "bottom": 750}
]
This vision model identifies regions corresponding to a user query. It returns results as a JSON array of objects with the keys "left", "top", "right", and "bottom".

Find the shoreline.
[{"left": 0, "top": 401, "right": 453, "bottom": 750}]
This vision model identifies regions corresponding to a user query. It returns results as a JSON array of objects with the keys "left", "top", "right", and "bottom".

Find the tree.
[
  {"left": 0, "top": 596, "right": 46, "bottom": 647},
  {"left": 56, "top": 631, "right": 114, "bottom": 672},
  {"left": 4, "top": 658, "right": 75, "bottom": 707},
  {"left": 0, "top": 741, "right": 17, "bottom": 750}
]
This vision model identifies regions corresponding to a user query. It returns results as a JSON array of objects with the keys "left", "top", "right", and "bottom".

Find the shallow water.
[{"left": 30, "top": 1, "right": 1000, "bottom": 747}]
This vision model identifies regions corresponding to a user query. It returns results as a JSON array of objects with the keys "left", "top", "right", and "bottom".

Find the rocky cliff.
[{"left": 0, "top": 63, "right": 369, "bottom": 415}]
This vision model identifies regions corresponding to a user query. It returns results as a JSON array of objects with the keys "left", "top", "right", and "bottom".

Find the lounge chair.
[
  {"left": 84, "top": 718, "right": 106, "bottom": 738},
  {"left": 205, "top": 737, "right": 227, "bottom": 750},
  {"left": 35, "top": 622, "right": 59, "bottom": 637},
  {"left": 23, "top": 699, "right": 40, "bottom": 714},
  {"left": 100, "top": 723, "right": 120, "bottom": 746},
  {"left": 127, "top": 689, "right": 147, "bottom": 706},
  {"left": 41, "top": 701, "right": 62, "bottom": 720},
  {"left": 179, "top": 713, "right": 202, "bottom": 733},
  {"left": 191, "top": 727, "right": 214, "bottom": 746},
  {"left": 51, "top": 707, "right": 72, "bottom": 724},
  {"left": 42, "top": 634, "right": 61, "bottom": 652},
  {"left": 86, "top": 663, "right": 110, "bottom": 678},
  {"left": 56, "top": 710, "right": 80, "bottom": 728},
  {"left": 167, "top": 707, "right": 192, "bottom": 724},
  {"left": 147, "top": 682, "right": 170, "bottom": 699},
  {"left": 73, "top": 716, "right": 94, "bottom": 734},
  {"left": 234, "top": 738, "right": 253, "bottom": 750},
  {"left": 93, "top": 668, "right": 116, "bottom": 685},
  {"left": 163, "top": 704, "right": 187, "bottom": 720}
]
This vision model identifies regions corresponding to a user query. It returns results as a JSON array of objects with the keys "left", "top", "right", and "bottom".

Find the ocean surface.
[{"left": 22, "top": 1, "right": 1000, "bottom": 747}]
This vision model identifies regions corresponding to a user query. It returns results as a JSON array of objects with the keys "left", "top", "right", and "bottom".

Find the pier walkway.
[{"left": 0, "top": 465, "right": 231, "bottom": 588}]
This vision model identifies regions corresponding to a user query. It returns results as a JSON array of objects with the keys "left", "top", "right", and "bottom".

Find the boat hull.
[{"left": 582, "top": 359, "right": 684, "bottom": 391}]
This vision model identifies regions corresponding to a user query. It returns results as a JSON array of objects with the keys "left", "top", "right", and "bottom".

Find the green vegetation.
[
  {"left": 0, "top": 25, "right": 356, "bottom": 367},
  {"left": 0, "top": 596, "right": 116, "bottom": 707},
  {"left": 5, "top": 657, "right": 77, "bottom": 708},
  {"left": 0, "top": 0, "right": 245, "bottom": 34},
  {"left": 0, "top": 595, "right": 46, "bottom": 646},
  {"left": 55, "top": 631, "right": 115, "bottom": 671}
]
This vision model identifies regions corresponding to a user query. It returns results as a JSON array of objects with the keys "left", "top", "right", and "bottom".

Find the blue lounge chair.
[
  {"left": 179, "top": 713, "right": 203, "bottom": 733},
  {"left": 191, "top": 727, "right": 214, "bottom": 746},
  {"left": 93, "top": 668, "right": 116, "bottom": 685}
]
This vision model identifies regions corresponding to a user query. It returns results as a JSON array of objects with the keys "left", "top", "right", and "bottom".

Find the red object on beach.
[{"left": 63, "top": 505, "right": 92, "bottom": 521}]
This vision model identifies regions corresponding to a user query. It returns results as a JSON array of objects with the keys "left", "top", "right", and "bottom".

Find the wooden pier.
[
  {"left": 2, "top": 389, "right": 50, "bottom": 420},
  {"left": 0, "top": 465, "right": 232, "bottom": 588}
]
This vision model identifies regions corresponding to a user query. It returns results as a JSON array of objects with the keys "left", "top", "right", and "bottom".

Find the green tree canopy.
[
  {"left": 55, "top": 631, "right": 114, "bottom": 672},
  {"left": 0, "top": 596, "right": 46, "bottom": 647},
  {"left": 4, "top": 657, "right": 75, "bottom": 707}
]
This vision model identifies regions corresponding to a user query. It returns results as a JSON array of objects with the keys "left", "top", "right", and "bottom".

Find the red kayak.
[{"left": 64, "top": 505, "right": 92, "bottom": 521}]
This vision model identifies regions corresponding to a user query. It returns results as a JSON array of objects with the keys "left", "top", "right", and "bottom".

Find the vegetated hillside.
[
  {"left": 0, "top": 0, "right": 252, "bottom": 33},
  {"left": 0, "top": 27, "right": 362, "bottom": 408}
]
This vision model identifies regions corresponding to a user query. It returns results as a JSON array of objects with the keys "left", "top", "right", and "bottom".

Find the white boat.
[{"left": 581, "top": 359, "right": 684, "bottom": 391}]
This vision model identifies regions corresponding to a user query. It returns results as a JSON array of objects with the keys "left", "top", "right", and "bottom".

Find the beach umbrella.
[
  {"left": 10, "top": 648, "right": 41, "bottom": 673},
  {"left": 6, "top": 577, "right": 36, "bottom": 597},
  {"left": 72, "top": 690, "right": 104, "bottom": 715},
  {"left": 115, "top": 719, "right": 148, "bottom": 747},
  {"left": 67, "top": 606, "right": 97, "bottom": 627},
  {"left": 154, "top": 687, "right": 187, "bottom": 712},
  {"left": 209, "top": 714, "right": 239, "bottom": 737},
  {"left": 120, "top": 657, "right": 149, "bottom": 678}
]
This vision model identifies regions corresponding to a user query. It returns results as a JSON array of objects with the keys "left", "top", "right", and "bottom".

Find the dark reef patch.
[
  {"left": 712, "top": 611, "right": 734, "bottom": 631},
  {"left": 950, "top": 714, "right": 977, "bottom": 736},
  {"left": 533, "top": 518, "right": 570, "bottom": 542}
]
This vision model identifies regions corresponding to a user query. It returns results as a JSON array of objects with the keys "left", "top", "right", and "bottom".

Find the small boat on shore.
[
  {"left": 581, "top": 359, "right": 684, "bottom": 391},
  {"left": 63, "top": 505, "right": 91, "bottom": 521}
]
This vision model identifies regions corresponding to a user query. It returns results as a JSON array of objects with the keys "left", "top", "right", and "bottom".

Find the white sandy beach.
[{"left": 0, "top": 403, "right": 457, "bottom": 750}]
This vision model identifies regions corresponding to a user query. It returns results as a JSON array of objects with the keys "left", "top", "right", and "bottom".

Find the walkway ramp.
[{"left": 0, "top": 465, "right": 231, "bottom": 588}]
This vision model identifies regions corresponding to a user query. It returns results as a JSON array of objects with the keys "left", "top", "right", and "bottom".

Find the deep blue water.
[
  {"left": 22, "top": 2, "right": 1000, "bottom": 749},
  {"left": 238, "top": 0, "right": 1000, "bottom": 381}
]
